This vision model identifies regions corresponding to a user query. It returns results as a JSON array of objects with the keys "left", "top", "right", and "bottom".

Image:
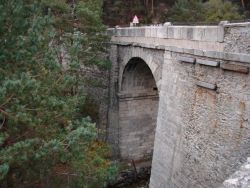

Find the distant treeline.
[{"left": 103, "top": 0, "right": 250, "bottom": 26}]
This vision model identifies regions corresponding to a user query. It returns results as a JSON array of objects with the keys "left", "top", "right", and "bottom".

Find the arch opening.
[{"left": 118, "top": 57, "right": 159, "bottom": 164}]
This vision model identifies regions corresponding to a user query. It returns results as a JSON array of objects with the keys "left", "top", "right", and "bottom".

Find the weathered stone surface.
[
  {"left": 108, "top": 46, "right": 164, "bottom": 162},
  {"left": 119, "top": 58, "right": 159, "bottom": 161},
  {"left": 111, "top": 39, "right": 250, "bottom": 63},
  {"left": 107, "top": 44, "right": 122, "bottom": 157},
  {"left": 80, "top": 66, "right": 109, "bottom": 140},
  {"left": 196, "top": 58, "right": 220, "bottom": 67},
  {"left": 176, "top": 56, "right": 196, "bottom": 64},
  {"left": 156, "top": 45, "right": 165, "bottom": 50},
  {"left": 109, "top": 25, "right": 225, "bottom": 42},
  {"left": 221, "top": 62, "right": 249, "bottom": 74},
  {"left": 196, "top": 81, "right": 217, "bottom": 90},
  {"left": 150, "top": 49, "right": 250, "bottom": 188},
  {"left": 220, "top": 158, "right": 250, "bottom": 188},
  {"left": 108, "top": 22, "right": 250, "bottom": 188},
  {"left": 224, "top": 22, "right": 250, "bottom": 54}
]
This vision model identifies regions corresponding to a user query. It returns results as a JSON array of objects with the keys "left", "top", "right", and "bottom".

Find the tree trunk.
[
  {"left": 151, "top": 0, "right": 154, "bottom": 16},
  {"left": 241, "top": 0, "right": 245, "bottom": 9}
]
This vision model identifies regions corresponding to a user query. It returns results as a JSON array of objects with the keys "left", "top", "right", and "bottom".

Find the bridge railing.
[{"left": 107, "top": 21, "right": 250, "bottom": 43}]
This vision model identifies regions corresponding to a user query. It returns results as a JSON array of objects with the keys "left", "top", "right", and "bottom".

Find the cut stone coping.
[
  {"left": 196, "top": 59, "right": 220, "bottom": 67},
  {"left": 196, "top": 81, "right": 217, "bottom": 90},
  {"left": 176, "top": 56, "right": 196, "bottom": 64},
  {"left": 221, "top": 62, "right": 249, "bottom": 74},
  {"left": 110, "top": 41, "right": 250, "bottom": 64}
]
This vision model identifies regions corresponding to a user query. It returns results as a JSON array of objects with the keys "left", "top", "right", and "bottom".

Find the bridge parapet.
[
  {"left": 108, "top": 22, "right": 250, "bottom": 43},
  {"left": 108, "top": 24, "right": 225, "bottom": 42},
  {"left": 108, "top": 22, "right": 250, "bottom": 64}
]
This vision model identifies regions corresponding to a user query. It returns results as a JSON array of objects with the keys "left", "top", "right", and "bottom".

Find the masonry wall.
[
  {"left": 107, "top": 44, "right": 120, "bottom": 156},
  {"left": 118, "top": 58, "right": 159, "bottom": 160},
  {"left": 220, "top": 157, "right": 250, "bottom": 188},
  {"left": 150, "top": 51, "right": 250, "bottom": 188},
  {"left": 108, "top": 46, "right": 164, "bottom": 160},
  {"left": 119, "top": 96, "right": 158, "bottom": 160},
  {"left": 108, "top": 22, "right": 250, "bottom": 187},
  {"left": 150, "top": 23, "right": 250, "bottom": 188},
  {"left": 80, "top": 66, "right": 110, "bottom": 140}
]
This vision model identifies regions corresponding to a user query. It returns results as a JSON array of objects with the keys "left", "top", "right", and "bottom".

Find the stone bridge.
[{"left": 107, "top": 22, "right": 250, "bottom": 188}]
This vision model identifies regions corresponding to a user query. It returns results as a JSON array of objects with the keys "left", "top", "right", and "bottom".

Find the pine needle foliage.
[
  {"left": 166, "top": 0, "right": 205, "bottom": 22},
  {"left": 0, "top": 0, "right": 116, "bottom": 187},
  {"left": 162, "top": 0, "right": 245, "bottom": 23},
  {"left": 205, "top": 0, "right": 244, "bottom": 22}
]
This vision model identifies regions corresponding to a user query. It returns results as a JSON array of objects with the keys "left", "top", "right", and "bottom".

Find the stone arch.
[
  {"left": 121, "top": 57, "right": 158, "bottom": 94},
  {"left": 119, "top": 47, "right": 162, "bottom": 92},
  {"left": 118, "top": 56, "right": 159, "bottom": 162}
]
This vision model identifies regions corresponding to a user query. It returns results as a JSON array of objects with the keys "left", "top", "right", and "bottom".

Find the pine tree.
[
  {"left": 0, "top": 0, "right": 117, "bottom": 187},
  {"left": 205, "top": 0, "right": 244, "bottom": 22},
  {"left": 161, "top": 0, "right": 245, "bottom": 23},
  {"left": 164, "top": 0, "right": 205, "bottom": 22}
]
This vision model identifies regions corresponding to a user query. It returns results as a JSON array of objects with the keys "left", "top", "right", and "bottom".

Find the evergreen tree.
[
  {"left": 162, "top": 0, "right": 245, "bottom": 23},
  {"left": 205, "top": 0, "right": 244, "bottom": 22},
  {"left": 0, "top": 0, "right": 116, "bottom": 187},
  {"left": 164, "top": 0, "right": 205, "bottom": 22}
]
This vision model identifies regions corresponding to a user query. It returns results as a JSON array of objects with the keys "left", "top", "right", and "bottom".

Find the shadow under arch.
[
  {"left": 120, "top": 57, "right": 159, "bottom": 94},
  {"left": 119, "top": 55, "right": 161, "bottom": 92},
  {"left": 118, "top": 57, "right": 159, "bottom": 164}
]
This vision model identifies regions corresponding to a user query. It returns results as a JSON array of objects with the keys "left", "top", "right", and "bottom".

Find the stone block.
[
  {"left": 204, "top": 51, "right": 221, "bottom": 59},
  {"left": 165, "top": 46, "right": 172, "bottom": 51},
  {"left": 167, "top": 27, "right": 174, "bottom": 39},
  {"left": 176, "top": 56, "right": 195, "bottom": 64},
  {"left": 217, "top": 26, "right": 225, "bottom": 42},
  {"left": 196, "top": 81, "right": 217, "bottom": 90},
  {"left": 174, "top": 26, "right": 182, "bottom": 39},
  {"left": 224, "top": 22, "right": 250, "bottom": 27},
  {"left": 157, "top": 27, "right": 167, "bottom": 38},
  {"left": 145, "top": 27, "right": 151, "bottom": 37},
  {"left": 221, "top": 62, "right": 249, "bottom": 74},
  {"left": 151, "top": 27, "right": 158, "bottom": 38},
  {"left": 180, "top": 27, "right": 188, "bottom": 39},
  {"left": 171, "top": 46, "right": 184, "bottom": 53},
  {"left": 194, "top": 49, "right": 204, "bottom": 56},
  {"left": 224, "top": 52, "right": 240, "bottom": 62},
  {"left": 183, "top": 48, "right": 194, "bottom": 54},
  {"left": 186, "top": 28, "right": 194, "bottom": 40},
  {"left": 135, "top": 28, "right": 145, "bottom": 37},
  {"left": 156, "top": 45, "right": 165, "bottom": 50},
  {"left": 167, "top": 26, "right": 183, "bottom": 39},
  {"left": 127, "top": 28, "right": 132, "bottom": 36},
  {"left": 239, "top": 54, "right": 250, "bottom": 63},
  {"left": 196, "top": 58, "right": 220, "bottom": 67},
  {"left": 204, "top": 26, "right": 220, "bottom": 42},
  {"left": 193, "top": 26, "right": 205, "bottom": 41}
]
